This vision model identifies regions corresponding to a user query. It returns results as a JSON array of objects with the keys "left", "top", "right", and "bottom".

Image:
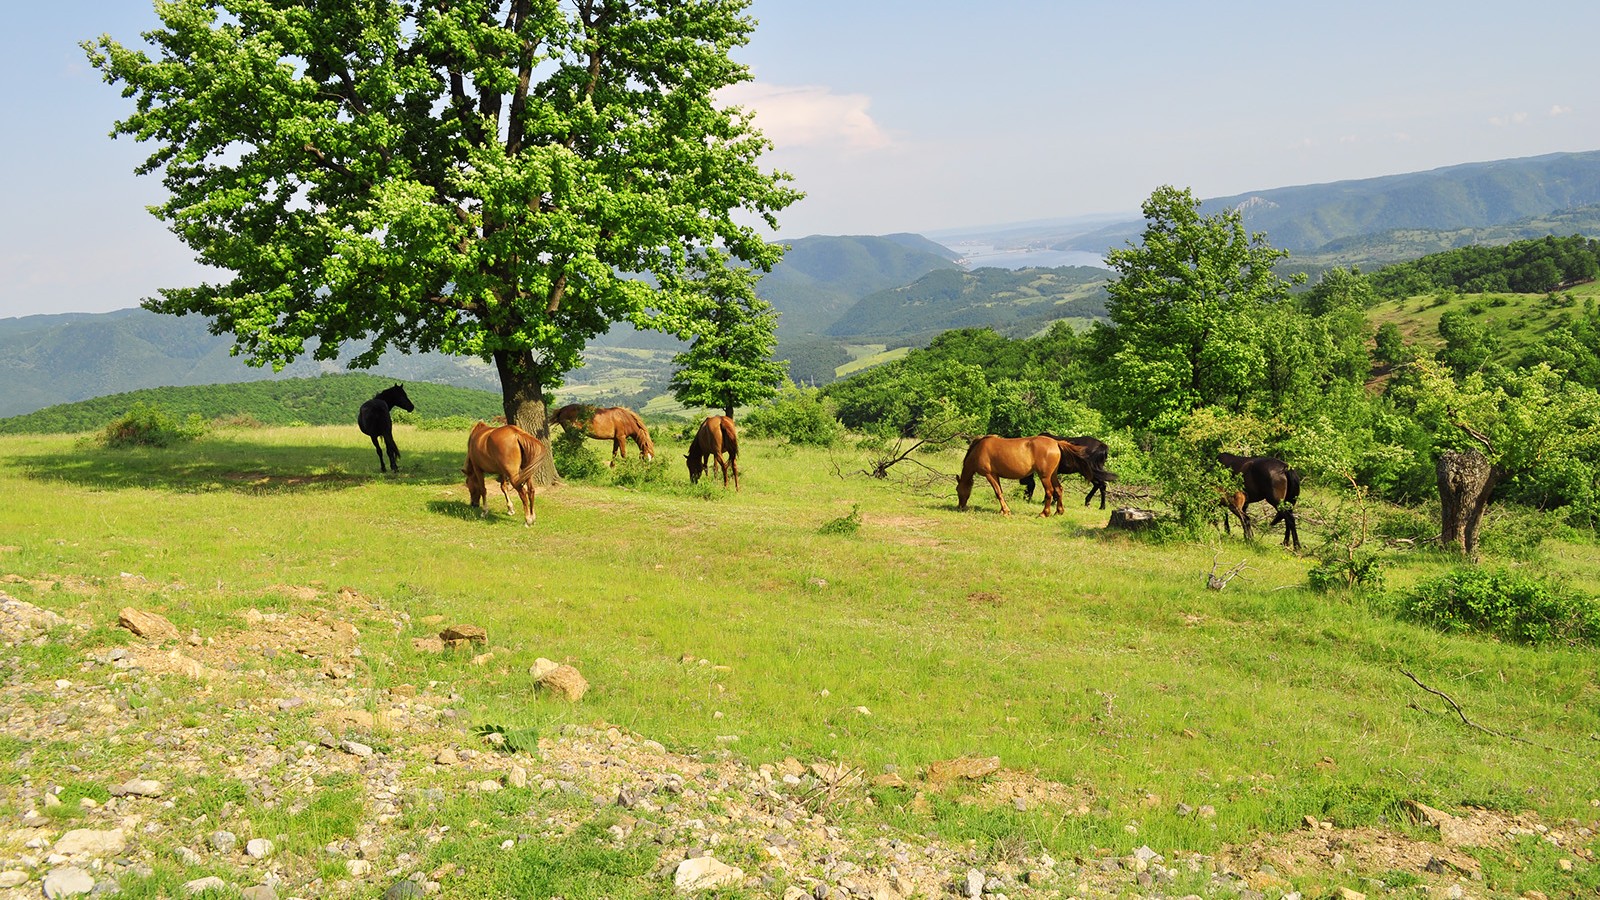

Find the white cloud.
[
  {"left": 1489, "top": 112, "right": 1531, "bottom": 127},
  {"left": 718, "top": 83, "right": 892, "bottom": 152},
  {"left": 1550, "top": 104, "right": 1572, "bottom": 117}
]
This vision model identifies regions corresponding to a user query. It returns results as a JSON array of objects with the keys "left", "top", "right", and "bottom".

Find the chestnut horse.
[
  {"left": 357, "top": 384, "right": 414, "bottom": 473},
  {"left": 687, "top": 415, "right": 739, "bottom": 490},
  {"left": 1217, "top": 452, "right": 1302, "bottom": 550},
  {"left": 551, "top": 404, "right": 655, "bottom": 465},
  {"left": 464, "top": 422, "right": 545, "bottom": 526},
  {"left": 1019, "top": 435, "right": 1116, "bottom": 509},
  {"left": 957, "top": 435, "right": 1093, "bottom": 517}
]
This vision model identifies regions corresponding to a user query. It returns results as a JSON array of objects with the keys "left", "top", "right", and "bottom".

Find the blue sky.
[{"left": 3, "top": 1, "right": 1597, "bottom": 318}]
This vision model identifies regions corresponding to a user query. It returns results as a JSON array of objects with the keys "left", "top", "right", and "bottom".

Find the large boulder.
[{"left": 118, "top": 607, "right": 179, "bottom": 642}]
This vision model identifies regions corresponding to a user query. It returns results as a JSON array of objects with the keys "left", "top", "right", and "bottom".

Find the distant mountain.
[
  {"left": 1055, "top": 150, "right": 1600, "bottom": 256},
  {"left": 755, "top": 233, "right": 961, "bottom": 336},
  {"left": 1294, "top": 202, "right": 1600, "bottom": 270},
  {"left": 825, "top": 266, "right": 1109, "bottom": 343}
]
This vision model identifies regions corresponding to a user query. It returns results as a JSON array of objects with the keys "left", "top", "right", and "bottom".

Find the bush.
[
  {"left": 610, "top": 455, "right": 669, "bottom": 490},
  {"left": 1396, "top": 567, "right": 1600, "bottom": 645},
  {"left": 743, "top": 385, "right": 846, "bottom": 447},
  {"left": 100, "top": 403, "right": 206, "bottom": 448},
  {"left": 818, "top": 504, "right": 862, "bottom": 536},
  {"left": 551, "top": 429, "right": 607, "bottom": 481},
  {"left": 416, "top": 414, "right": 482, "bottom": 432}
]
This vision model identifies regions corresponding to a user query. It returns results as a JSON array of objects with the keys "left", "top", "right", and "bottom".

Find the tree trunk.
[
  {"left": 1436, "top": 449, "right": 1501, "bottom": 557},
  {"left": 494, "top": 349, "right": 560, "bottom": 485}
]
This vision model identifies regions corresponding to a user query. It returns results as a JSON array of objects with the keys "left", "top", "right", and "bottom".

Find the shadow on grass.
[
  {"left": 424, "top": 499, "right": 514, "bottom": 523},
  {"left": 15, "top": 443, "right": 468, "bottom": 494}
]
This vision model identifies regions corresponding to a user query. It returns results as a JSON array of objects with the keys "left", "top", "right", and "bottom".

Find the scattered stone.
[
  {"left": 342, "top": 740, "right": 375, "bottom": 758},
  {"left": 1335, "top": 889, "right": 1366, "bottom": 900},
  {"left": 175, "top": 847, "right": 204, "bottom": 867},
  {"left": 108, "top": 779, "right": 164, "bottom": 798},
  {"left": 1198, "top": 805, "right": 1217, "bottom": 818},
  {"left": 246, "top": 839, "right": 274, "bottom": 860},
  {"left": 477, "top": 780, "right": 502, "bottom": 793},
  {"left": 183, "top": 876, "right": 227, "bottom": 895},
  {"left": 43, "top": 867, "right": 95, "bottom": 899},
  {"left": 383, "top": 880, "right": 426, "bottom": 900},
  {"left": 961, "top": 868, "right": 985, "bottom": 898},
  {"left": 117, "top": 607, "right": 179, "bottom": 642},
  {"left": 240, "top": 886, "right": 277, "bottom": 900},
  {"left": 209, "top": 831, "right": 237, "bottom": 853},
  {"left": 537, "top": 664, "right": 589, "bottom": 702},
  {"left": 435, "top": 748, "right": 458, "bottom": 766},
  {"left": 347, "top": 859, "right": 372, "bottom": 877},
  {"left": 673, "top": 856, "right": 744, "bottom": 891},
  {"left": 0, "top": 871, "right": 29, "bottom": 889},
  {"left": 439, "top": 624, "right": 487, "bottom": 647},
  {"left": 925, "top": 756, "right": 1000, "bottom": 786},
  {"left": 508, "top": 766, "right": 528, "bottom": 789},
  {"left": 54, "top": 829, "right": 127, "bottom": 858}
]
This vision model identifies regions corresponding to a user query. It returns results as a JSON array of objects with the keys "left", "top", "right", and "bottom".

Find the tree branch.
[
  {"left": 1399, "top": 667, "right": 1573, "bottom": 755},
  {"left": 1445, "top": 406, "right": 1496, "bottom": 454}
]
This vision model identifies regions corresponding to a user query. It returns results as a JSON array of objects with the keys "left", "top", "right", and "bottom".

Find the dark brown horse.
[
  {"left": 551, "top": 403, "right": 655, "bottom": 465},
  {"left": 464, "top": 422, "right": 545, "bottom": 526},
  {"left": 357, "top": 384, "right": 414, "bottom": 473},
  {"left": 1019, "top": 434, "right": 1116, "bottom": 508},
  {"left": 687, "top": 415, "right": 739, "bottom": 490},
  {"left": 958, "top": 435, "right": 1093, "bottom": 517},
  {"left": 1217, "top": 452, "right": 1302, "bottom": 550}
]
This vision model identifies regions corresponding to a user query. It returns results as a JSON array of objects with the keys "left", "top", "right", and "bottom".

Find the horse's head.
[
  {"left": 685, "top": 452, "right": 704, "bottom": 484},
  {"left": 638, "top": 431, "right": 656, "bottom": 462},
  {"left": 383, "top": 383, "right": 416, "bottom": 412}
]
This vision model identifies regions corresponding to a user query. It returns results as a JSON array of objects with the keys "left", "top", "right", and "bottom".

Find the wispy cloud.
[
  {"left": 1550, "top": 104, "right": 1572, "bottom": 117},
  {"left": 718, "top": 83, "right": 892, "bottom": 152},
  {"left": 1488, "top": 112, "right": 1531, "bottom": 127}
]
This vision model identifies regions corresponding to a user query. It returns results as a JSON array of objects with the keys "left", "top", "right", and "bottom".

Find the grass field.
[
  {"left": 1, "top": 425, "right": 1597, "bottom": 897},
  {"left": 1368, "top": 281, "right": 1600, "bottom": 359}
]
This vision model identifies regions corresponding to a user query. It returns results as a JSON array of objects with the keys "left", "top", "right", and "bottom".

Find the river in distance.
[{"left": 948, "top": 244, "right": 1110, "bottom": 271}]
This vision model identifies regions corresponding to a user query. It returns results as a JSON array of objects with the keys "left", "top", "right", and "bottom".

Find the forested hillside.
[
  {"left": 0, "top": 374, "right": 502, "bottom": 434},
  {"left": 825, "top": 266, "right": 1109, "bottom": 341},
  {"left": 756, "top": 233, "right": 961, "bottom": 337}
]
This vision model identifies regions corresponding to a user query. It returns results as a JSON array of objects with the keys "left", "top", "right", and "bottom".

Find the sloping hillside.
[
  {"left": 825, "top": 266, "right": 1109, "bottom": 341},
  {"left": 757, "top": 233, "right": 961, "bottom": 336}
]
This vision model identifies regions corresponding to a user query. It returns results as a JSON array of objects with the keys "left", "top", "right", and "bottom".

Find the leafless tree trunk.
[{"left": 1436, "top": 449, "right": 1501, "bottom": 557}]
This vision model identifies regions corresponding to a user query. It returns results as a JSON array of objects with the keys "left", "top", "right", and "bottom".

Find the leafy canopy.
[{"left": 84, "top": 0, "right": 800, "bottom": 412}]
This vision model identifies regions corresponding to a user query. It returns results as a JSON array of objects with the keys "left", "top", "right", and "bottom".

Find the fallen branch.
[
  {"left": 1399, "top": 667, "right": 1571, "bottom": 755},
  {"left": 1205, "top": 552, "right": 1251, "bottom": 591}
]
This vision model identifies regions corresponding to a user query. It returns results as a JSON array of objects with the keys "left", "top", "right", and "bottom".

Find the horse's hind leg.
[
  {"left": 385, "top": 436, "right": 400, "bottom": 471},
  {"left": 372, "top": 436, "right": 387, "bottom": 473},
  {"left": 519, "top": 483, "right": 536, "bottom": 526},
  {"left": 499, "top": 477, "right": 515, "bottom": 515}
]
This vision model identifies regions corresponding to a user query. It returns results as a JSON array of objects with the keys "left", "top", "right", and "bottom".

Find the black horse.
[
  {"left": 1020, "top": 435, "right": 1115, "bottom": 508},
  {"left": 358, "top": 384, "right": 415, "bottom": 473},
  {"left": 1217, "top": 452, "right": 1302, "bottom": 550}
]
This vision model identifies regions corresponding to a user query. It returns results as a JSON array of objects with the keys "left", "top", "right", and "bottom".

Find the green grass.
[
  {"left": 1, "top": 425, "right": 1598, "bottom": 892},
  {"left": 1367, "top": 281, "right": 1600, "bottom": 360},
  {"left": 835, "top": 345, "right": 911, "bottom": 377}
]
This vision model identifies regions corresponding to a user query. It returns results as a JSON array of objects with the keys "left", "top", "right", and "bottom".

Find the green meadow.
[{"left": 1, "top": 423, "right": 1597, "bottom": 894}]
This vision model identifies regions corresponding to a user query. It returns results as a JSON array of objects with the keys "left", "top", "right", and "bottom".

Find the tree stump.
[
  {"left": 1436, "top": 449, "right": 1501, "bottom": 556},
  {"left": 1108, "top": 507, "right": 1157, "bottom": 531}
]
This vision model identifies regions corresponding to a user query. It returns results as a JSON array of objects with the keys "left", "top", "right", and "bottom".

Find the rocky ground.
[{"left": 0, "top": 585, "right": 1594, "bottom": 899}]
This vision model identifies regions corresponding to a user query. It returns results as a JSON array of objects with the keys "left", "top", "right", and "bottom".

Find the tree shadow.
[{"left": 13, "top": 442, "right": 468, "bottom": 495}]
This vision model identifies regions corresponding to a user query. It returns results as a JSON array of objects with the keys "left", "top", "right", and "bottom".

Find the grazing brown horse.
[
  {"left": 464, "top": 422, "right": 545, "bottom": 526},
  {"left": 551, "top": 403, "right": 655, "bottom": 465},
  {"left": 687, "top": 415, "right": 739, "bottom": 490},
  {"left": 1217, "top": 452, "right": 1302, "bottom": 550},
  {"left": 957, "top": 435, "right": 1094, "bottom": 517},
  {"left": 1019, "top": 434, "right": 1116, "bottom": 508}
]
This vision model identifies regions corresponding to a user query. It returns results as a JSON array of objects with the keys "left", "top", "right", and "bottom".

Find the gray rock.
[
  {"left": 53, "top": 830, "right": 127, "bottom": 858},
  {"left": 342, "top": 740, "right": 375, "bottom": 758},
  {"left": 383, "top": 880, "right": 426, "bottom": 900},
  {"left": 208, "top": 831, "right": 236, "bottom": 853},
  {"left": 43, "top": 868, "right": 96, "bottom": 899},
  {"left": 174, "top": 847, "right": 204, "bottom": 867},
  {"left": 108, "top": 779, "right": 163, "bottom": 798},
  {"left": 240, "top": 887, "right": 277, "bottom": 900},
  {"left": 182, "top": 876, "right": 227, "bottom": 895},
  {"left": 245, "top": 839, "right": 274, "bottom": 859},
  {"left": 672, "top": 856, "right": 743, "bottom": 891},
  {"left": 0, "top": 871, "right": 28, "bottom": 889},
  {"left": 963, "top": 868, "right": 985, "bottom": 899}
]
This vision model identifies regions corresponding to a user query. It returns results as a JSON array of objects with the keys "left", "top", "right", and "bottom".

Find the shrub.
[
  {"left": 1396, "top": 567, "right": 1600, "bottom": 645},
  {"left": 99, "top": 403, "right": 206, "bottom": 448},
  {"left": 818, "top": 504, "right": 862, "bottom": 536},
  {"left": 743, "top": 385, "right": 846, "bottom": 447},
  {"left": 551, "top": 429, "right": 607, "bottom": 481},
  {"left": 610, "top": 455, "right": 668, "bottom": 489},
  {"left": 416, "top": 414, "right": 481, "bottom": 432}
]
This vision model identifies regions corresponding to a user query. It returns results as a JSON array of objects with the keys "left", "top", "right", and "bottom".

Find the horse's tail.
[
  {"left": 720, "top": 417, "right": 739, "bottom": 461},
  {"left": 1283, "top": 467, "right": 1302, "bottom": 506},
  {"left": 512, "top": 429, "right": 543, "bottom": 488}
]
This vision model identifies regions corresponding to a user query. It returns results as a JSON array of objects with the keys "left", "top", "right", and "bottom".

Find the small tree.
[
  {"left": 667, "top": 261, "right": 788, "bottom": 417},
  {"left": 1097, "top": 186, "right": 1303, "bottom": 429}
]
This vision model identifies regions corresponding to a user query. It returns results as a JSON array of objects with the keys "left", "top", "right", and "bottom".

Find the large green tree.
[
  {"left": 667, "top": 260, "right": 786, "bottom": 417},
  {"left": 1096, "top": 185, "right": 1302, "bottom": 429},
  {"left": 84, "top": 0, "right": 800, "bottom": 479}
]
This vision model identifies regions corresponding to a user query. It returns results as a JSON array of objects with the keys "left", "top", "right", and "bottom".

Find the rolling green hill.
[
  {"left": 756, "top": 233, "right": 962, "bottom": 337},
  {"left": 824, "top": 265, "right": 1110, "bottom": 341},
  {"left": 1057, "top": 150, "right": 1600, "bottom": 257},
  {"left": 0, "top": 374, "right": 503, "bottom": 434}
]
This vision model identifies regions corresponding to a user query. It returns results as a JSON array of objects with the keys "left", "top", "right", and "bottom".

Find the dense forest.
[{"left": 1371, "top": 234, "right": 1600, "bottom": 298}]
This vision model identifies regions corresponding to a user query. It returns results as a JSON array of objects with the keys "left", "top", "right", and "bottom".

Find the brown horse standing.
[
  {"left": 958, "top": 435, "right": 1093, "bottom": 516},
  {"left": 687, "top": 415, "right": 740, "bottom": 490},
  {"left": 464, "top": 422, "right": 545, "bottom": 526},
  {"left": 1019, "top": 434, "right": 1116, "bottom": 508},
  {"left": 1217, "top": 452, "right": 1302, "bottom": 550},
  {"left": 551, "top": 403, "right": 655, "bottom": 465}
]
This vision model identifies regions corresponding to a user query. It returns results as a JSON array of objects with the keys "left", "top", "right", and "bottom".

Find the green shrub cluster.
[
  {"left": 99, "top": 403, "right": 206, "bottom": 448},
  {"left": 415, "top": 414, "right": 483, "bottom": 432},
  {"left": 1396, "top": 567, "right": 1600, "bottom": 645},
  {"left": 551, "top": 429, "right": 608, "bottom": 481},
  {"left": 743, "top": 385, "right": 845, "bottom": 447}
]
